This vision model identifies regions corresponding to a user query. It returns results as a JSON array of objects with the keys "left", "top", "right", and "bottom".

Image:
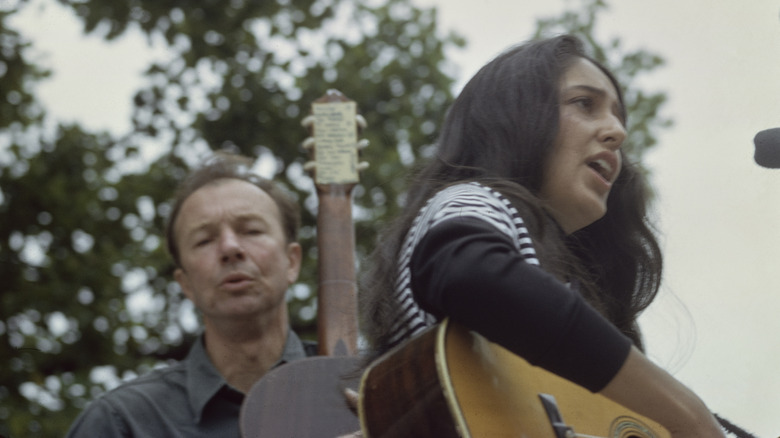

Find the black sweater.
[{"left": 410, "top": 217, "right": 632, "bottom": 392}]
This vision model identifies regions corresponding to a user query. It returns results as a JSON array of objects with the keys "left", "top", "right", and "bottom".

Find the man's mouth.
[{"left": 221, "top": 273, "right": 253, "bottom": 287}]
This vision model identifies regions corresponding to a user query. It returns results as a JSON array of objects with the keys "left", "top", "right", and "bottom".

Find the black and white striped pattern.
[{"left": 386, "top": 182, "right": 540, "bottom": 349}]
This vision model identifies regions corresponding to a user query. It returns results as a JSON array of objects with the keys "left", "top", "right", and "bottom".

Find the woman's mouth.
[
  {"left": 587, "top": 158, "right": 613, "bottom": 182},
  {"left": 586, "top": 151, "right": 619, "bottom": 184}
]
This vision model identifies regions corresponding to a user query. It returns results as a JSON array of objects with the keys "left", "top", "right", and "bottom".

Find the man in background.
[{"left": 67, "top": 152, "right": 315, "bottom": 436}]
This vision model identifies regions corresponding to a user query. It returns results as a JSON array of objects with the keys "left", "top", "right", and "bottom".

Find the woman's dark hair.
[{"left": 359, "top": 34, "right": 662, "bottom": 354}]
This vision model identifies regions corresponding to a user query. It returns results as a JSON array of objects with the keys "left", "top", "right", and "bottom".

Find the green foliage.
[
  {"left": 117, "top": 0, "right": 465, "bottom": 334},
  {"left": 1, "top": 126, "right": 175, "bottom": 435},
  {"left": 0, "top": 0, "right": 669, "bottom": 436},
  {"left": 0, "top": 8, "right": 47, "bottom": 131},
  {"left": 1, "top": 0, "right": 463, "bottom": 435}
]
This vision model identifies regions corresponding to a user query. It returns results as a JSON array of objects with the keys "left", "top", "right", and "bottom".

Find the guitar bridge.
[{"left": 539, "top": 393, "right": 576, "bottom": 438}]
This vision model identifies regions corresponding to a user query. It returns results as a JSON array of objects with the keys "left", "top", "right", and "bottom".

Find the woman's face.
[{"left": 539, "top": 57, "right": 626, "bottom": 234}]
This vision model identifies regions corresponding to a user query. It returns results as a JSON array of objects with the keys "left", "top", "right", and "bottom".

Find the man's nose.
[{"left": 219, "top": 230, "right": 245, "bottom": 262}]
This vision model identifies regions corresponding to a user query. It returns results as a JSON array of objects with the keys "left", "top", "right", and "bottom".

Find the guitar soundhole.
[{"left": 610, "top": 416, "right": 658, "bottom": 438}]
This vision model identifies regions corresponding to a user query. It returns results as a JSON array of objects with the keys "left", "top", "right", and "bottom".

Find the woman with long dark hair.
[{"left": 360, "top": 35, "right": 726, "bottom": 436}]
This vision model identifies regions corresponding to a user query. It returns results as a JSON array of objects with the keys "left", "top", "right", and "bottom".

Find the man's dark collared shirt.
[{"left": 66, "top": 330, "right": 312, "bottom": 437}]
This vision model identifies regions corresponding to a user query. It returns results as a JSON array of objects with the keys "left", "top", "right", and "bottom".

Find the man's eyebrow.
[
  {"left": 180, "top": 212, "right": 271, "bottom": 239},
  {"left": 235, "top": 213, "right": 268, "bottom": 223}
]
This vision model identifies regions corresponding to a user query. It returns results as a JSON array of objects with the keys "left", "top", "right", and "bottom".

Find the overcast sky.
[{"left": 11, "top": 0, "right": 780, "bottom": 435}]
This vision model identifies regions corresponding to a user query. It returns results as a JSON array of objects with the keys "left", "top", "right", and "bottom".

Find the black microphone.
[{"left": 754, "top": 128, "right": 780, "bottom": 168}]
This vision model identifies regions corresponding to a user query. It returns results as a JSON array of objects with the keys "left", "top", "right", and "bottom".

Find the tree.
[
  {"left": 0, "top": 0, "right": 669, "bottom": 436},
  {"left": 1, "top": 0, "right": 464, "bottom": 435}
]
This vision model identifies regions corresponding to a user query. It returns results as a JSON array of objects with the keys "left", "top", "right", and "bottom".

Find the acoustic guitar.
[
  {"left": 358, "top": 318, "right": 671, "bottom": 438},
  {"left": 239, "top": 90, "right": 367, "bottom": 437}
]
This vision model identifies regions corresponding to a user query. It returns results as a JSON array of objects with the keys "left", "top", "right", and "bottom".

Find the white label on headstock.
[{"left": 312, "top": 101, "right": 359, "bottom": 185}]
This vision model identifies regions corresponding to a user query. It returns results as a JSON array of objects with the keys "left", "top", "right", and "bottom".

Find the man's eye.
[{"left": 195, "top": 239, "right": 211, "bottom": 247}]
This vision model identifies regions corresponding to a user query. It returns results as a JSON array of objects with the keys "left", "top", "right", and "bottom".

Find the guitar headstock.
[{"left": 301, "top": 89, "right": 369, "bottom": 187}]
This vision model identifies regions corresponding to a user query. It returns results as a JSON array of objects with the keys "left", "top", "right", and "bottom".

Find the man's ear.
[
  {"left": 174, "top": 268, "right": 194, "bottom": 301},
  {"left": 286, "top": 242, "right": 302, "bottom": 284}
]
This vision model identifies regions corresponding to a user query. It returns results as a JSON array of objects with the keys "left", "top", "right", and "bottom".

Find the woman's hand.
[
  {"left": 600, "top": 347, "right": 726, "bottom": 437},
  {"left": 336, "top": 388, "right": 362, "bottom": 438}
]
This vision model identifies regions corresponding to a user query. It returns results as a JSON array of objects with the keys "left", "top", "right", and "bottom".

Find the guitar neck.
[
  {"left": 316, "top": 184, "right": 358, "bottom": 356},
  {"left": 306, "top": 90, "right": 362, "bottom": 357}
]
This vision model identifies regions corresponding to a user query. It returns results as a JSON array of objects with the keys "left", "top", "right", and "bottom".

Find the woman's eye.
[{"left": 572, "top": 97, "right": 594, "bottom": 110}]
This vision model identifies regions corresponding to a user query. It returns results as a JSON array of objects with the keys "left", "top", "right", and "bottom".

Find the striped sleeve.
[{"left": 387, "top": 183, "right": 538, "bottom": 348}]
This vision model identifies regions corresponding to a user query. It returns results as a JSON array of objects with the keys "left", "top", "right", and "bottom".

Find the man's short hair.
[{"left": 165, "top": 152, "right": 301, "bottom": 267}]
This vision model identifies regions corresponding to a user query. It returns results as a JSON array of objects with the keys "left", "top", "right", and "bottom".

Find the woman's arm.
[
  {"left": 411, "top": 217, "right": 725, "bottom": 437},
  {"left": 411, "top": 217, "right": 631, "bottom": 391}
]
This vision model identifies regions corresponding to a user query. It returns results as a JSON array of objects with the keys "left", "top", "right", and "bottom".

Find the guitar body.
[
  {"left": 359, "top": 319, "right": 671, "bottom": 438},
  {"left": 240, "top": 356, "right": 361, "bottom": 437}
]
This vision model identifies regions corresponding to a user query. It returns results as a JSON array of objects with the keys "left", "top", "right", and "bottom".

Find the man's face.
[{"left": 173, "top": 179, "right": 301, "bottom": 324}]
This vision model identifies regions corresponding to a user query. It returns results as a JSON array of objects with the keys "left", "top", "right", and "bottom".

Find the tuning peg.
[
  {"left": 301, "top": 115, "right": 315, "bottom": 130},
  {"left": 303, "top": 161, "right": 316, "bottom": 172},
  {"left": 356, "top": 114, "right": 367, "bottom": 130},
  {"left": 357, "top": 139, "right": 369, "bottom": 150},
  {"left": 302, "top": 137, "right": 315, "bottom": 151},
  {"left": 357, "top": 162, "right": 369, "bottom": 171}
]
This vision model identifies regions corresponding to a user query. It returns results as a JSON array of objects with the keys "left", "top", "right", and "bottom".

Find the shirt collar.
[
  {"left": 185, "top": 329, "right": 310, "bottom": 424},
  {"left": 277, "top": 329, "right": 309, "bottom": 365}
]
